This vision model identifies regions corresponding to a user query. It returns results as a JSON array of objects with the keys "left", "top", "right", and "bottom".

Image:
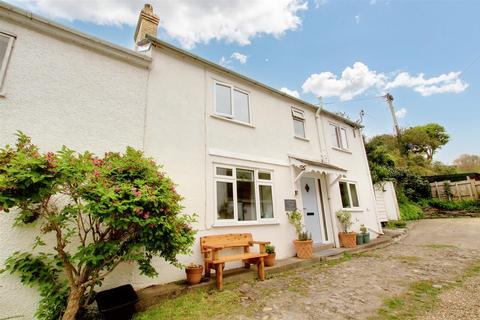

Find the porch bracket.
[
  {"left": 329, "top": 173, "right": 345, "bottom": 186},
  {"left": 294, "top": 167, "right": 306, "bottom": 183}
]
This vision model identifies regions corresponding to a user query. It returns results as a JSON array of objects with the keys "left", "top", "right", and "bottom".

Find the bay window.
[{"left": 215, "top": 166, "right": 275, "bottom": 223}]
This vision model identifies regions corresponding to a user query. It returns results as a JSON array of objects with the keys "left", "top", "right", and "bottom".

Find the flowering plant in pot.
[
  {"left": 264, "top": 244, "right": 276, "bottom": 267},
  {"left": 287, "top": 210, "right": 313, "bottom": 259},
  {"left": 185, "top": 263, "right": 203, "bottom": 285},
  {"left": 336, "top": 210, "right": 356, "bottom": 248},
  {"left": 360, "top": 224, "right": 370, "bottom": 243}
]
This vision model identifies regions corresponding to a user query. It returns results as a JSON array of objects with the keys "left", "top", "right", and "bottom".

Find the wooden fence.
[{"left": 430, "top": 178, "right": 480, "bottom": 200}]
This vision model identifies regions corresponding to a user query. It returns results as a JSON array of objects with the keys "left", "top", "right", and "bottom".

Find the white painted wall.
[{"left": 0, "top": 15, "right": 149, "bottom": 319}]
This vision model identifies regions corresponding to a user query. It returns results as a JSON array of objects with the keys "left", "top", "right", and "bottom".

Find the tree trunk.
[{"left": 62, "top": 286, "right": 85, "bottom": 320}]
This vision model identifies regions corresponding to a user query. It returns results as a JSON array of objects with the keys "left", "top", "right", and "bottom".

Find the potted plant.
[
  {"left": 264, "top": 244, "right": 276, "bottom": 266},
  {"left": 185, "top": 263, "right": 203, "bottom": 285},
  {"left": 360, "top": 224, "right": 370, "bottom": 244},
  {"left": 356, "top": 232, "right": 364, "bottom": 245},
  {"left": 336, "top": 210, "right": 356, "bottom": 248},
  {"left": 287, "top": 210, "right": 314, "bottom": 259}
]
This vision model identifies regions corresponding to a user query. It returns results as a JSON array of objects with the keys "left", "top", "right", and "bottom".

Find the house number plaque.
[{"left": 284, "top": 199, "right": 297, "bottom": 211}]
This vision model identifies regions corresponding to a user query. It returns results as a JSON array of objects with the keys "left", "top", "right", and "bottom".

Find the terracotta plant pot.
[
  {"left": 185, "top": 265, "right": 203, "bottom": 285},
  {"left": 338, "top": 232, "right": 357, "bottom": 248},
  {"left": 264, "top": 253, "right": 276, "bottom": 267},
  {"left": 293, "top": 240, "right": 313, "bottom": 259}
]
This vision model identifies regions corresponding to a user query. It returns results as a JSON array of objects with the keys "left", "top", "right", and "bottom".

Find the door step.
[{"left": 313, "top": 243, "right": 335, "bottom": 252}]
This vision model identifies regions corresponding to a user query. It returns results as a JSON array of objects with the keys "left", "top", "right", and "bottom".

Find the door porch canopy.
[{"left": 290, "top": 157, "right": 347, "bottom": 183}]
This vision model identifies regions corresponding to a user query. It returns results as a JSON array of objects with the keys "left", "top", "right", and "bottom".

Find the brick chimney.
[{"left": 134, "top": 4, "right": 159, "bottom": 45}]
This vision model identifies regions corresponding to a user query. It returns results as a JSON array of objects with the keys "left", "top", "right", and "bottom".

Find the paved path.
[{"left": 226, "top": 218, "right": 480, "bottom": 320}]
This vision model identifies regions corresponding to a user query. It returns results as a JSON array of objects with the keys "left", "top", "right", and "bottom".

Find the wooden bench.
[{"left": 200, "top": 233, "right": 270, "bottom": 290}]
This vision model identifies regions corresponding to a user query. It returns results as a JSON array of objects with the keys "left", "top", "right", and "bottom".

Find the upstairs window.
[
  {"left": 292, "top": 108, "right": 306, "bottom": 138},
  {"left": 214, "top": 81, "right": 250, "bottom": 123},
  {"left": 339, "top": 181, "right": 360, "bottom": 208},
  {"left": 0, "top": 32, "right": 15, "bottom": 92},
  {"left": 330, "top": 123, "right": 349, "bottom": 150}
]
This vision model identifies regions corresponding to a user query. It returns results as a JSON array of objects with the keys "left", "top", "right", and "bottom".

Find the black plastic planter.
[
  {"left": 96, "top": 284, "right": 138, "bottom": 320},
  {"left": 356, "top": 233, "right": 364, "bottom": 245}
]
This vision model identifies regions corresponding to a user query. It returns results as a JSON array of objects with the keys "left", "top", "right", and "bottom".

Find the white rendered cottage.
[{"left": 0, "top": 3, "right": 382, "bottom": 318}]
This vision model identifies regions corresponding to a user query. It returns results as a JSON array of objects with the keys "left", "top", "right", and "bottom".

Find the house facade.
[{"left": 0, "top": 3, "right": 382, "bottom": 318}]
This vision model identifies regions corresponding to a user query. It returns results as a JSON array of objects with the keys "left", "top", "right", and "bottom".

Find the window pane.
[
  {"left": 259, "top": 185, "right": 274, "bottom": 219},
  {"left": 236, "top": 169, "right": 253, "bottom": 181},
  {"left": 258, "top": 172, "right": 271, "bottom": 180},
  {"left": 330, "top": 124, "right": 340, "bottom": 148},
  {"left": 340, "top": 128, "right": 349, "bottom": 149},
  {"left": 0, "top": 35, "right": 9, "bottom": 64},
  {"left": 294, "top": 118, "right": 305, "bottom": 138},
  {"left": 233, "top": 89, "right": 249, "bottom": 123},
  {"left": 237, "top": 180, "right": 256, "bottom": 221},
  {"left": 349, "top": 184, "right": 359, "bottom": 207},
  {"left": 291, "top": 109, "right": 304, "bottom": 119},
  {"left": 216, "top": 167, "right": 232, "bottom": 177},
  {"left": 339, "top": 182, "right": 351, "bottom": 208},
  {"left": 216, "top": 181, "right": 234, "bottom": 219},
  {"left": 215, "top": 83, "right": 232, "bottom": 115}
]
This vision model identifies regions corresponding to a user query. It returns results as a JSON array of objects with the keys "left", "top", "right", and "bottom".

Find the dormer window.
[{"left": 214, "top": 81, "right": 250, "bottom": 124}]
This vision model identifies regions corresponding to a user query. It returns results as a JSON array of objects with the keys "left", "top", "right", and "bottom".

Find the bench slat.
[{"left": 210, "top": 252, "right": 267, "bottom": 264}]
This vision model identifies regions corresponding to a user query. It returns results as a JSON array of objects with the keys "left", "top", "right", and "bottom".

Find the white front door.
[{"left": 300, "top": 177, "right": 323, "bottom": 244}]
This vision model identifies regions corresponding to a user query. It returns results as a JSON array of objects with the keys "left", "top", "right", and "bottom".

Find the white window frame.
[
  {"left": 213, "top": 80, "right": 251, "bottom": 124},
  {"left": 213, "top": 164, "right": 275, "bottom": 225},
  {"left": 330, "top": 122, "right": 349, "bottom": 150},
  {"left": 291, "top": 107, "right": 306, "bottom": 139},
  {"left": 0, "top": 31, "right": 15, "bottom": 94},
  {"left": 339, "top": 180, "right": 360, "bottom": 209}
]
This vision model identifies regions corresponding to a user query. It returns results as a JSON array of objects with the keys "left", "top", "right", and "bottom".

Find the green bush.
[
  {"left": 421, "top": 198, "right": 480, "bottom": 212},
  {"left": 386, "top": 220, "right": 407, "bottom": 229},
  {"left": 398, "top": 192, "right": 424, "bottom": 220}
]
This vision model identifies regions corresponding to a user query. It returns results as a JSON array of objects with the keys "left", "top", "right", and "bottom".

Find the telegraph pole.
[
  {"left": 385, "top": 93, "right": 401, "bottom": 138},
  {"left": 385, "top": 93, "right": 405, "bottom": 155}
]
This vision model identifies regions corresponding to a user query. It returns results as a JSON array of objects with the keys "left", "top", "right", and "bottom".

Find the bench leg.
[
  {"left": 204, "top": 261, "right": 211, "bottom": 278},
  {"left": 244, "top": 261, "right": 250, "bottom": 269},
  {"left": 257, "top": 257, "right": 265, "bottom": 281},
  {"left": 216, "top": 263, "right": 223, "bottom": 290}
]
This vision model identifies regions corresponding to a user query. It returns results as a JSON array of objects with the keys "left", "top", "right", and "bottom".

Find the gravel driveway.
[{"left": 228, "top": 218, "right": 480, "bottom": 320}]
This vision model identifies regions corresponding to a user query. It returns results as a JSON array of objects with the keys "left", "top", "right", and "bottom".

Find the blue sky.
[{"left": 9, "top": 0, "right": 479, "bottom": 164}]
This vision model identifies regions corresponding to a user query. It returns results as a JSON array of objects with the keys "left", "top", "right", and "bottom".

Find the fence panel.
[{"left": 430, "top": 179, "right": 480, "bottom": 200}]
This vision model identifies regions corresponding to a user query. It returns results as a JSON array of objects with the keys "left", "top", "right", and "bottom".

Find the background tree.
[
  {"left": 402, "top": 123, "right": 449, "bottom": 161},
  {"left": 0, "top": 133, "right": 196, "bottom": 320},
  {"left": 453, "top": 154, "right": 480, "bottom": 172}
]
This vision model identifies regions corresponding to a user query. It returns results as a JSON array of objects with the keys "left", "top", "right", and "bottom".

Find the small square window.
[
  {"left": 330, "top": 123, "right": 349, "bottom": 150},
  {"left": 339, "top": 181, "right": 360, "bottom": 209},
  {"left": 214, "top": 81, "right": 251, "bottom": 124}
]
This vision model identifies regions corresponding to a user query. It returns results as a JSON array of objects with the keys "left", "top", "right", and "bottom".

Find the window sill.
[
  {"left": 332, "top": 146, "right": 352, "bottom": 154},
  {"left": 294, "top": 136, "right": 309, "bottom": 142},
  {"left": 210, "top": 114, "right": 255, "bottom": 128},
  {"left": 342, "top": 208, "right": 364, "bottom": 213},
  {"left": 212, "top": 220, "right": 280, "bottom": 227}
]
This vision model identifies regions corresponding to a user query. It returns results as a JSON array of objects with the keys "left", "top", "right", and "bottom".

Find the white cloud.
[
  {"left": 302, "top": 62, "right": 468, "bottom": 100},
  {"left": 369, "top": 0, "right": 377, "bottom": 5},
  {"left": 231, "top": 52, "right": 248, "bottom": 64},
  {"left": 314, "top": 0, "right": 328, "bottom": 8},
  {"left": 219, "top": 56, "right": 230, "bottom": 68},
  {"left": 302, "top": 62, "right": 386, "bottom": 101},
  {"left": 385, "top": 71, "right": 468, "bottom": 96},
  {"left": 355, "top": 15, "right": 360, "bottom": 24},
  {"left": 280, "top": 87, "right": 300, "bottom": 98},
  {"left": 395, "top": 108, "right": 407, "bottom": 118},
  {"left": 12, "top": 0, "right": 308, "bottom": 49}
]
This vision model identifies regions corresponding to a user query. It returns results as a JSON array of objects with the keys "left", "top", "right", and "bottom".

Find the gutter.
[
  {"left": 146, "top": 34, "right": 363, "bottom": 129},
  {"left": 0, "top": 1, "right": 152, "bottom": 68}
]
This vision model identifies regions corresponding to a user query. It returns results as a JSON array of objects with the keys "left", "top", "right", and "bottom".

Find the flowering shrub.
[{"left": 0, "top": 132, "right": 196, "bottom": 320}]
